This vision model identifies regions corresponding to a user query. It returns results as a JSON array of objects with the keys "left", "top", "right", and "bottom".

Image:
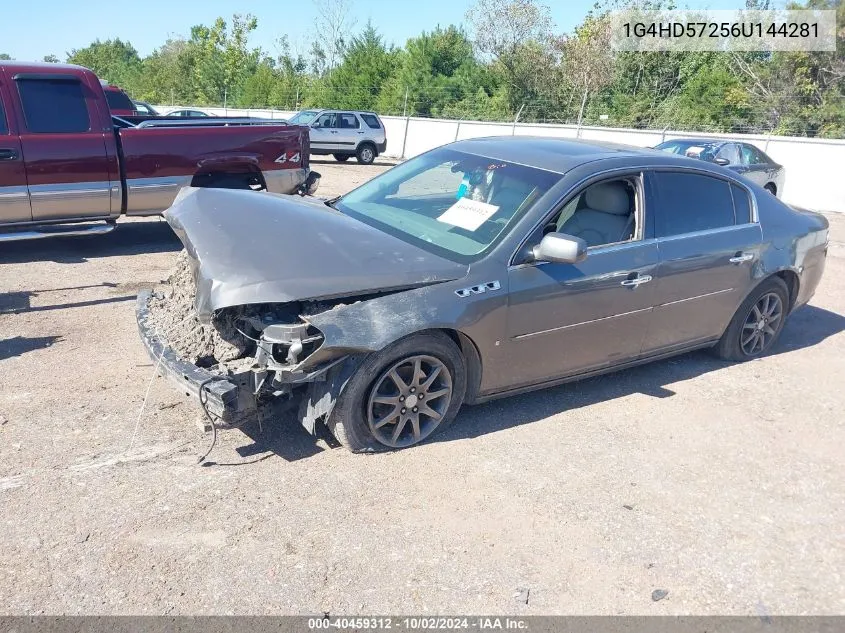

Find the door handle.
[
  {"left": 620, "top": 274, "right": 652, "bottom": 287},
  {"left": 330, "top": 130, "right": 339, "bottom": 134},
  {"left": 729, "top": 253, "right": 754, "bottom": 264},
  {"left": 0, "top": 148, "right": 18, "bottom": 161}
]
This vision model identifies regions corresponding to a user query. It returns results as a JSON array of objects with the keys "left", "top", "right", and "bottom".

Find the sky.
[{"left": 1, "top": 0, "right": 749, "bottom": 61}]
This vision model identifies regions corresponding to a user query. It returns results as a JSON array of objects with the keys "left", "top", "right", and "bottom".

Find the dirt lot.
[{"left": 1, "top": 158, "right": 844, "bottom": 615}]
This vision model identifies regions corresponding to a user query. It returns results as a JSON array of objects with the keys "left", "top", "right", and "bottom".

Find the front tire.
[
  {"left": 713, "top": 277, "right": 789, "bottom": 361},
  {"left": 327, "top": 332, "right": 467, "bottom": 452}
]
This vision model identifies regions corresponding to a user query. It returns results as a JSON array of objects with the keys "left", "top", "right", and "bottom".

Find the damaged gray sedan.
[{"left": 137, "top": 137, "right": 829, "bottom": 452}]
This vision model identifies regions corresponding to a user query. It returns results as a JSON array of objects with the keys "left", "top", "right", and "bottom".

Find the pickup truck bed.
[{"left": 0, "top": 61, "right": 314, "bottom": 241}]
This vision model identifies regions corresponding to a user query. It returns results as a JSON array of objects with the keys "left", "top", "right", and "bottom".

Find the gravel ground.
[{"left": 1, "top": 158, "right": 844, "bottom": 615}]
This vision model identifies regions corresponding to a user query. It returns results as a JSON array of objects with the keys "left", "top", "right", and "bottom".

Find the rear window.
[
  {"left": 0, "top": 99, "right": 7, "bottom": 134},
  {"left": 16, "top": 79, "right": 90, "bottom": 133},
  {"left": 105, "top": 88, "right": 135, "bottom": 112},
  {"left": 361, "top": 113, "right": 381, "bottom": 129}
]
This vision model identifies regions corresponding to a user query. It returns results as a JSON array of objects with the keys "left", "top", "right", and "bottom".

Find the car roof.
[
  {"left": 447, "top": 136, "right": 688, "bottom": 174},
  {"left": 0, "top": 60, "right": 89, "bottom": 74},
  {"left": 660, "top": 138, "right": 732, "bottom": 146},
  {"left": 309, "top": 109, "right": 379, "bottom": 115}
]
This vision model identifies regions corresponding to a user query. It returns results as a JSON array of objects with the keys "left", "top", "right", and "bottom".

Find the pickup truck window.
[
  {"left": 0, "top": 99, "right": 7, "bottom": 134},
  {"left": 16, "top": 79, "right": 90, "bottom": 134},
  {"left": 105, "top": 88, "right": 135, "bottom": 113}
]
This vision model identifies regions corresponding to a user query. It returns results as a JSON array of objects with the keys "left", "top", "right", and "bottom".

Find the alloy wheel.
[
  {"left": 366, "top": 355, "right": 453, "bottom": 448},
  {"left": 740, "top": 292, "right": 783, "bottom": 356}
]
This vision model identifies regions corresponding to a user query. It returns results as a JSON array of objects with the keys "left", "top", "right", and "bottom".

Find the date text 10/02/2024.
[{"left": 307, "top": 617, "right": 529, "bottom": 630}]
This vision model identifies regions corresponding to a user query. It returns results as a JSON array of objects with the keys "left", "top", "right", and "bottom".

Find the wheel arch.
[
  {"left": 190, "top": 167, "right": 267, "bottom": 190},
  {"left": 773, "top": 268, "right": 800, "bottom": 312},
  {"left": 745, "top": 268, "right": 798, "bottom": 314},
  {"left": 436, "top": 328, "right": 483, "bottom": 405},
  {"left": 356, "top": 139, "right": 377, "bottom": 154}
]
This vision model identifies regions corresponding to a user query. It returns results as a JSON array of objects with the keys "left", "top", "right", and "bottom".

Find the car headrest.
[{"left": 584, "top": 182, "right": 630, "bottom": 216}]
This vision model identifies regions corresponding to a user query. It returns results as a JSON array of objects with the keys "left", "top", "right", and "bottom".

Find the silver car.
[{"left": 289, "top": 109, "right": 387, "bottom": 165}]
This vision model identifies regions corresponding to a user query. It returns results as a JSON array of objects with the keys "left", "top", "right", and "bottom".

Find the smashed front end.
[
  {"left": 136, "top": 186, "right": 467, "bottom": 432},
  {"left": 136, "top": 290, "right": 355, "bottom": 429}
]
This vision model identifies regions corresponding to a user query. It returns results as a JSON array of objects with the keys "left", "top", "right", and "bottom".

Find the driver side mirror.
[
  {"left": 714, "top": 157, "right": 730, "bottom": 166},
  {"left": 531, "top": 232, "right": 587, "bottom": 264}
]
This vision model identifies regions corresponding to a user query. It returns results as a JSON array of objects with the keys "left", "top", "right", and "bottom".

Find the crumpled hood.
[{"left": 165, "top": 187, "right": 469, "bottom": 321}]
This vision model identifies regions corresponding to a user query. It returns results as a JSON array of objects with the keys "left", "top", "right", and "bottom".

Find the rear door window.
[
  {"left": 339, "top": 113, "right": 360, "bottom": 129},
  {"left": 16, "top": 78, "right": 90, "bottom": 133},
  {"left": 361, "top": 113, "right": 381, "bottom": 129},
  {"left": 740, "top": 144, "right": 767, "bottom": 165},
  {"left": 649, "top": 171, "right": 736, "bottom": 237},
  {"left": 715, "top": 143, "right": 740, "bottom": 165}
]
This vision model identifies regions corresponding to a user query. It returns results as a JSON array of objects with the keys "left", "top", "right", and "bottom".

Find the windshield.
[
  {"left": 335, "top": 147, "right": 560, "bottom": 262},
  {"left": 656, "top": 140, "right": 718, "bottom": 160},
  {"left": 289, "top": 110, "right": 319, "bottom": 125}
]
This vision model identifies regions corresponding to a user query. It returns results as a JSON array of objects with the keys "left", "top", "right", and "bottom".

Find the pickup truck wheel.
[
  {"left": 326, "top": 332, "right": 466, "bottom": 452},
  {"left": 356, "top": 143, "right": 376, "bottom": 165},
  {"left": 333, "top": 154, "right": 350, "bottom": 162}
]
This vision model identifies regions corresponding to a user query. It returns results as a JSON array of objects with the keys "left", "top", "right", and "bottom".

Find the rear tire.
[
  {"left": 327, "top": 332, "right": 466, "bottom": 452},
  {"left": 356, "top": 143, "right": 376, "bottom": 165},
  {"left": 713, "top": 277, "right": 789, "bottom": 361},
  {"left": 333, "top": 154, "right": 350, "bottom": 162}
]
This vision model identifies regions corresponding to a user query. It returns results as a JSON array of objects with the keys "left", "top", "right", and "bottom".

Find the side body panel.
[
  {"left": 645, "top": 224, "right": 763, "bottom": 351},
  {"left": 504, "top": 242, "right": 658, "bottom": 390},
  {"left": 334, "top": 112, "right": 364, "bottom": 151},
  {"left": 119, "top": 125, "right": 309, "bottom": 214},
  {"left": 308, "top": 112, "right": 341, "bottom": 153}
]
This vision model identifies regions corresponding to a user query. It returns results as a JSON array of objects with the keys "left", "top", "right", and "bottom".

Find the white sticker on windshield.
[{"left": 437, "top": 198, "right": 499, "bottom": 232}]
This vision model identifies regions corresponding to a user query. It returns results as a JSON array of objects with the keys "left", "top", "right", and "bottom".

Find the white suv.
[{"left": 289, "top": 109, "right": 387, "bottom": 165}]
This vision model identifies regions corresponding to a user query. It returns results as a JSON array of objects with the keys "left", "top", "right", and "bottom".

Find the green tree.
[
  {"left": 137, "top": 38, "right": 199, "bottom": 104},
  {"left": 377, "top": 26, "right": 491, "bottom": 117},
  {"left": 269, "top": 36, "right": 309, "bottom": 109},
  {"left": 189, "top": 14, "right": 260, "bottom": 105},
  {"left": 42, "top": 55, "right": 59, "bottom": 63},
  {"left": 317, "top": 23, "right": 398, "bottom": 111},
  {"left": 466, "top": 0, "right": 557, "bottom": 114},
  {"left": 67, "top": 39, "right": 142, "bottom": 93},
  {"left": 0, "top": 54, "right": 12, "bottom": 61}
]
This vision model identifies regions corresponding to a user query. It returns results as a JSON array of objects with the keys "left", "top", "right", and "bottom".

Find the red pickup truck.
[{"left": 0, "top": 61, "right": 315, "bottom": 242}]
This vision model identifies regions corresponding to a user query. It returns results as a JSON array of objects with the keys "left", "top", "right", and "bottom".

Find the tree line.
[{"left": 2, "top": 0, "right": 843, "bottom": 137}]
